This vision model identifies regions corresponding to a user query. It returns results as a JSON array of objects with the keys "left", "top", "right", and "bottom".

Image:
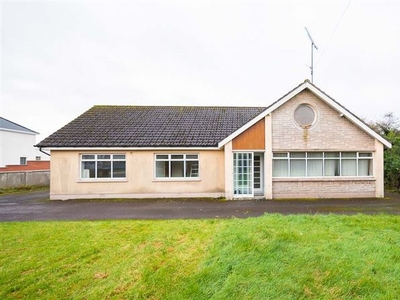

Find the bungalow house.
[{"left": 36, "top": 80, "right": 391, "bottom": 200}]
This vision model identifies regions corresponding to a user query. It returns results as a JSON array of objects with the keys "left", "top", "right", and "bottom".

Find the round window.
[{"left": 294, "top": 104, "right": 315, "bottom": 127}]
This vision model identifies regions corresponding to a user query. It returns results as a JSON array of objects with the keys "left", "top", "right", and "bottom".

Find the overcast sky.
[{"left": 1, "top": 0, "right": 399, "bottom": 142}]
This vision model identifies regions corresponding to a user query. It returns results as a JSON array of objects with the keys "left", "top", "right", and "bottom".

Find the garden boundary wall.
[{"left": 0, "top": 170, "right": 50, "bottom": 188}]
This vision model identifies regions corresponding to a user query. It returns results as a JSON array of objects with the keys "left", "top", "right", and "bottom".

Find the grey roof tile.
[
  {"left": 0, "top": 117, "right": 38, "bottom": 134},
  {"left": 36, "top": 106, "right": 267, "bottom": 148}
]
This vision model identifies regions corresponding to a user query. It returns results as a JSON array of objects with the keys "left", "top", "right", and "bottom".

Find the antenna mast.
[{"left": 305, "top": 27, "right": 318, "bottom": 83}]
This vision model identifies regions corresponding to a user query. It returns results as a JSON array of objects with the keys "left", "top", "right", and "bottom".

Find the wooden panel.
[{"left": 233, "top": 119, "right": 265, "bottom": 150}]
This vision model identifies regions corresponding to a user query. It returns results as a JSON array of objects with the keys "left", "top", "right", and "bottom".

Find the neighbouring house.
[
  {"left": 36, "top": 80, "right": 391, "bottom": 200},
  {"left": 0, "top": 117, "right": 48, "bottom": 168}
]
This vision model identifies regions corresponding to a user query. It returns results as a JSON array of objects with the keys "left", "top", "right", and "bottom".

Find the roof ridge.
[{"left": 91, "top": 105, "right": 268, "bottom": 109}]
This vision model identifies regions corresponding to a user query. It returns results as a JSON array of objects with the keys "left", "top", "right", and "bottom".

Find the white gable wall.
[{"left": 0, "top": 130, "right": 38, "bottom": 167}]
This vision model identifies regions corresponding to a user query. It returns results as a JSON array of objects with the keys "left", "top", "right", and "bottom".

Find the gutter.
[
  {"left": 42, "top": 146, "right": 221, "bottom": 151},
  {"left": 39, "top": 147, "right": 50, "bottom": 157}
]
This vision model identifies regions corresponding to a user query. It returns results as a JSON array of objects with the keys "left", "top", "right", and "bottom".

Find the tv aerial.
[{"left": 305, "top": 27, "right": 318, "bottom": 83}]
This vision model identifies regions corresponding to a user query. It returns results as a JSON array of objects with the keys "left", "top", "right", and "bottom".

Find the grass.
[
  {"left": 0, "top": 185, "right": 49, "bottom": 195},
  {"left": 0, "top": 215, "right": 399, "bottom": 299}
]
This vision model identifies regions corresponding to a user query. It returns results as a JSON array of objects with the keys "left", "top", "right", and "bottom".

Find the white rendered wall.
[
  {"left": 0, "top": 130, "right": 38, "bottom": 167},
  {"left": 49, "top": 150, "right": 225, "bottom": 200}
]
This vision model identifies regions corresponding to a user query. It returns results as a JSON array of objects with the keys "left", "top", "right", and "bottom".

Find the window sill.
[
  {"left": 153, "top": 178, "right": 201, "bottom": 182},
  {"left": 273, "top": 177, "right": 375, "bottom": 182},
  {"left": 78, "top": 179, "right": 128, "bottom": 183}
]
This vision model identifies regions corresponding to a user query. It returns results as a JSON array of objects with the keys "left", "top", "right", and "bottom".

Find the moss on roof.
[{"left": 36, "top": 106, "right": 267, "bottom": 148}]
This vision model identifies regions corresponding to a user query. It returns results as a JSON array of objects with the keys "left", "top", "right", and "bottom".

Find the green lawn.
[
  {"left": 1, "top": 215, "right": 399, "bottom": 299},
  {"left": 0, "top": 185, "right": 49, "bottom": 195}
]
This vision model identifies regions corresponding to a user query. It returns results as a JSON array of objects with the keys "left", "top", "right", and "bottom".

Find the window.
[
  {"left": 36, "top": 156, "right": 41, "bottom": 161},
  {"left": 294, "top": 104, "right": 316, "bottom": 127},
  {"left": 20, "top": 157, "right": 27, "bottom": 165},
  {"left": 273, "top": 152, "right": 373, "bottom": 177},
  {"left": 81, "top": 154, "right": 126, "bottom": 179},
  {"left": 155, "top": 154, "right": 199, "bottom": 179}
]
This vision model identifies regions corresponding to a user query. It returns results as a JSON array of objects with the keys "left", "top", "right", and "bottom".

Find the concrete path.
[{"left": 0, "top": 190, "right": 399, "bottom": 221}]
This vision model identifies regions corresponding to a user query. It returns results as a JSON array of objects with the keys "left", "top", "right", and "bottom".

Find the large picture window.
[
  {"left": 155, "top": 154, "right": 199, "bottom": 179},
  {"left": 273, "top": 152, "right": 373, "bottom": 177},
  {"left": 81, "top": 154, "right": 126, "bottom": 179}
]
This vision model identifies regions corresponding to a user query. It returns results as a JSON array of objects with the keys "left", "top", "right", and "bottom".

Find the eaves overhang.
[
  {"left": 0, "top": 127, "right": 38, "bottom": 135},
  {"left": 40, "top": 146, "right": 221, "bottom": 151}
]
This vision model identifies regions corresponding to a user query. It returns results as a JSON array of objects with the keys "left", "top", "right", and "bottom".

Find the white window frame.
[
  {"left": 272, "top": 152, "right": 373, "bottom": 178},
  {"left": 233, "top": 152, "right": 254, "bottom": 197},
  {"left": 80, "top": 154, "right": 126, "bottom": 180},
  {"left": 20, "top": 157, "right": 27, "bottom": 165},
  {"left": 154, "top": 154, "right": 200, "bottom": 180}
]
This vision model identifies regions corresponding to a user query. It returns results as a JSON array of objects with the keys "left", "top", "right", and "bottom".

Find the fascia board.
[
  {"left": 305, "top": 82, "right": 392, "bottom": 149},
  {"left": 0, "top": 128, "right": 38, "bottom": 135},
  {"left": 42, "top": 147, "right": 221, "bottom": 151}
]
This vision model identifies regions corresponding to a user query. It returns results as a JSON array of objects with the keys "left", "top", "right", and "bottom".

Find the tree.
[
  {"left": 371, "top": 113, "right": 400, "bottom": 189},
  {"left": 374, "top": 113, "right": 400, "bottom": 136}
]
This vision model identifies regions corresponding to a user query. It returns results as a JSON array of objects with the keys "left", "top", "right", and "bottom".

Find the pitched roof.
[
  {"left": 36, "top": 80, "right": 391, "bottom": 149},
  {"left": 36, "top": 106, "right": 267, "bottom": 148},
  {"left": 218, "top": 80, "right": 392, "bottom": 149},
  {"left": 0, "top": 117, "right": 38, "bottom": 134}
]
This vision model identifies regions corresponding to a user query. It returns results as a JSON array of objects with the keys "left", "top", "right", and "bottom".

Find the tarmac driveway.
[{"left": 0, "top": 190, "right": 399, "bottom": 221}]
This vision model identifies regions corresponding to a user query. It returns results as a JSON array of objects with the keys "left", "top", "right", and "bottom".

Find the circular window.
[{"left": 294, "top": 104, "right": 316, "bottom": 127}]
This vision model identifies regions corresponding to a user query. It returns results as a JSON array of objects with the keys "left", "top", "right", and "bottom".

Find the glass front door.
[
  {"left": 233, "top": 152, "right": 253, "bottom": 197},
  {"left": 254, "top": 154, "right": 264, "bottom": 195}
]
